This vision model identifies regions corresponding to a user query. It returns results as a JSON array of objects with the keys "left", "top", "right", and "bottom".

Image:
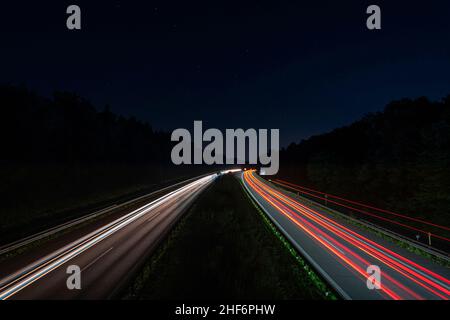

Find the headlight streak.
[{"left": 0, "top": 174, "right": 217, "bottom": 300}]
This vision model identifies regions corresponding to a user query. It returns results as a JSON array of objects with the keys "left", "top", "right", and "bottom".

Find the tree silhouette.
[{"left": 278, "top": 95, "right": 450, "bottom": 229}]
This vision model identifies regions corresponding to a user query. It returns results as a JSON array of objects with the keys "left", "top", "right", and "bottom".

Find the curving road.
[
  {"left": 0, "top": 174, "right": 217, "bottom": 300},
  {"left": 242, "top": 170, "right": 450, "bottom": 300}
]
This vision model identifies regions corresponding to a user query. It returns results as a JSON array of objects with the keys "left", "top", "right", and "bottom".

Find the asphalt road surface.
[
  {"left": 242, "top": 170, "right": 450, "bottom": 300},
  {"left": 0, "top": 174, "right": 217, "bottom": 299}
]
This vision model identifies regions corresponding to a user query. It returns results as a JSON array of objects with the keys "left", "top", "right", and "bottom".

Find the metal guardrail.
[
  {"left": 267, "top": 180, "right": 450, "bottom": 262},
  {"left": 0, "top": 173, "right": 211, "bottom": 256},
  {"left": 241, "top": 173, "right": 352, "bottom": 300}
]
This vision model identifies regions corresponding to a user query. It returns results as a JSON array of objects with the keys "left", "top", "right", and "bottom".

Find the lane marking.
[
  {"left": 81, "top": 247, "right": 114, "bottom": 272},
  {"left": 0, "top": 174, "right": 217, "bottom": 300}
]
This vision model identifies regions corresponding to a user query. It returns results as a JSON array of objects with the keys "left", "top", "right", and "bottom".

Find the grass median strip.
[{"left": 122, "top": 174, "right": 328, "bottom": 299}]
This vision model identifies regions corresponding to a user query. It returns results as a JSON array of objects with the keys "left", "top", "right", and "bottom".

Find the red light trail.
[
  {"left": 243, "top": 170, "right": 450, "bottom": 300},
  {"left": 273, "top": 179, "right": 450, "bottom": 243}
]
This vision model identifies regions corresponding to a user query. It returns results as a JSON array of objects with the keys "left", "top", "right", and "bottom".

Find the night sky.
[{"left": 1, "top": 0, "right": 450, "bottom": 146}]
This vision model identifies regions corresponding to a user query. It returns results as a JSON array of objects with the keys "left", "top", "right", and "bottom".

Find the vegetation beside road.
[
  {"left": 0, "top": 85, "right": 209, "bottom": 242},
  {"left": 123, "top": 174, "right": 331, "bottom": 300},
  {"left": 279, "top": 96, "right": 450, "bottom": 238}
]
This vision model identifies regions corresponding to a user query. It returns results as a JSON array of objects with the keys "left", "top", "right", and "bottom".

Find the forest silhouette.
[
  {"left": 1, "top": 84, "right": 449, "bottom": 241},
  {"left": 0, "top": 85, "right": 208, "bottom": 241},
  {"left": 278, "top": 95, "right": 450, "bottom": 230}
]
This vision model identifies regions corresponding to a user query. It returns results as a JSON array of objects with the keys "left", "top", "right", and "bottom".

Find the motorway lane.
[
  {"left": 0, "top": 174, "right": 217, "bottom": 299},
  {"left": 242, "top": 170, "right": 450, "bottom": 300},
  {"left": 0, "top": 175, "right": 211, "bottom": 276}
]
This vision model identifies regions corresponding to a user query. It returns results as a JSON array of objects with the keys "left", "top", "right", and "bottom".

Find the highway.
[
  {"left": 242, "top": 170, "right": 450, "bottom": 300},
  {"left": 0, "top": 174, "right": 217, "bottom": 300}
]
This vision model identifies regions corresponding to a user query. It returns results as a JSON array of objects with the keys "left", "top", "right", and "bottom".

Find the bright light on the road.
[
  {"left": 242, "top": 170, "right": 450, "bottom": 300},
  {"left": 220, "top": 169, "right": 242, "bottom": 175},
  {"left": 0, "top": 174, "right": 217, "bottom": 300}
]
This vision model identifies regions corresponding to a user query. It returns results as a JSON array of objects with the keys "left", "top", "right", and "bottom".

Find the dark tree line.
[
  {"left": 0, "top": 85, "right": 172, "bottom": 165},
  {"left": 2, "top": 84, "right": 449, "bottom": 240},
  {"left": 0, "top": 85, "right": 206, "bottom": 238},
  {"left": 278, "top": 96, "right": 450, "bottom": 227}
]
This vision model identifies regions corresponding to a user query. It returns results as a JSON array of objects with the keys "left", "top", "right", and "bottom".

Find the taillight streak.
[{"left": 245, "top": 171, "right": 450, "bottom": 300}]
